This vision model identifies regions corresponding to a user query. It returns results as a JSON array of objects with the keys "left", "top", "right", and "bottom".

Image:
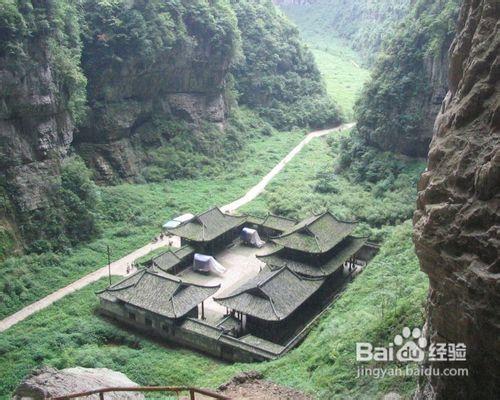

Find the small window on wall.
[
  {"left": 128, "top": 312, "right": 136, "bottom": 321},
  {"left": 145, "top": 317, "right": 153, "bottom": 327},
  {"left": 162, "top": 324, "right": 169, "bottom": 333}
]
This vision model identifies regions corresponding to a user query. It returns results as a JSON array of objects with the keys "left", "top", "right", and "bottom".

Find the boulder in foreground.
[{"left": 13, "top": 367, "right": 144, "bottom": 400}]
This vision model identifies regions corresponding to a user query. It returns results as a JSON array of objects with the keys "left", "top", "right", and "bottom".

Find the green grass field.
[
  {"left": 0, "top": 222, "right": 427, "bottom": 399},
  {"left": 311, "top": 43, "right": 370, "bottom": 119},
  {"left": 279, "top": 8, "right": 371, "bottom": 119}
]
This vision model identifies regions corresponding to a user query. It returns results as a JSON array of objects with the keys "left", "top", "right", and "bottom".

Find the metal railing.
[{"left": 48, "top": 386, "right": 232, "bottom": 400}]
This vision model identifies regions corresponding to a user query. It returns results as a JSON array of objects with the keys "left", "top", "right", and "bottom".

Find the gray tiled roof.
[
  {"left": 259, "top": 236, "right": 367, "bottom": 277},
  {"left": 214, "top": 266, "right": 323, "bottom": 321},
  {"left": 246, "top": 213, "right": 298, "bottom": 233},
  {"left": 272, "top": 211, "right": 357, "bottom": 254},
  {"left": 261, "top": 214, "right": 298, "bottom": 232},
  {"left": 151, "top": 245, "right": 194, "bottom": 272},
  {"left": 97, "top": 270, "right": 219, "bottom": 319},
  {"left": 166, "top": 207, "right": 246, "bottom": 242}
]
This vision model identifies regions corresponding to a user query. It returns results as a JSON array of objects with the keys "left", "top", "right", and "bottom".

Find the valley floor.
[
  {"left": 0, "top": 31, "right": 428, "bottom": 400},
  {"left": 0, "top": 126, "right": 427, "bottom": 399},
  {"left": 0, "top": 124, "right": 352, "bottom": 333}
]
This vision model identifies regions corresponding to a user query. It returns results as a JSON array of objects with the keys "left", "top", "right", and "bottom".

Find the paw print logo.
[{"left": 394, "top": 327, "right": 427, "bottom": 362}]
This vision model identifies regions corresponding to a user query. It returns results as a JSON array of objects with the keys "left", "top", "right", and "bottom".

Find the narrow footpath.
[{"left": 0, "top": 122, "right": 354, "bottom": 333}]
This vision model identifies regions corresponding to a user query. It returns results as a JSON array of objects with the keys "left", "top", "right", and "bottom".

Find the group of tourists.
[
  {"left": 151, "top": 232, "right": 175, "bottom": 247},
  {"left": 125, "top": 262, "right": 138, "bottom": 275}
]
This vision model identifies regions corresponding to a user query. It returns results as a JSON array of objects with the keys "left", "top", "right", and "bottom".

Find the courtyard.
[{"left": 178, "top": 242, "right": 274, "bottom": 323}]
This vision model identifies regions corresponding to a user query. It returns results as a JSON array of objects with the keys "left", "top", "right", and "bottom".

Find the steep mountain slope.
[
  {"left": 231, "top": 0, "right": 340, "bottom": 129},
  {"left": 75, "top": 0, "right": 240, "bottom": 183},
  {"left": 0, "top": 0, "right": 335, "bottom": 254},
  {"left": 275, "top": 0, "right": 411, "bottom": 64},
  {"left": 413, "top": 0, "right": 499, "bottom": 398},
  {"left": 354, "top": 0, "right": 461, "bottom": 157},
  {"left": 0, "top": 0, "right": 89, "bottom": 254}
]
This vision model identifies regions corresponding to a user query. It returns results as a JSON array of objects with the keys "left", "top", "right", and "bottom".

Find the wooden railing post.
[
  {"left": 99, "top": 392, "right": 104, "bottom": 400},
  {"left": 190, "top": 388, "right": 196, "bottom": 400}
]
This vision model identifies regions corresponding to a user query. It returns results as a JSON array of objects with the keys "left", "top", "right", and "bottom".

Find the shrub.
[
  {"left": 22, "top": 156, "right": 101, "bottom": 253},
  {"left": 231, "top": 0, "right": 341, "bottom": 129}
]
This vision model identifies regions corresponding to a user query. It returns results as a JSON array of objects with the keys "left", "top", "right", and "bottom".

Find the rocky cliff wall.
[
  {"left": 413, "top": 0, "right": 499, "bottom": 398},
  {"left": 0, "top": 0, "right": 86, "bottom": 254},
  {"left": 74, "top": 0, "right": 239, "bottom": 182},
  {"left": 354, "top": 0, "right": 460, "bottom": 157}
]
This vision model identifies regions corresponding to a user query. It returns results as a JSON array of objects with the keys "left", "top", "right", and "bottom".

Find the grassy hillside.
[
  {"left": 0, "top": 222, "right": 427, "bottom": 399},
  {"left": 309, "top": 39, "right": 370, "bottom": 119},
  {"left": 275, "top": 6, "right": 371, "bottom": 118}
]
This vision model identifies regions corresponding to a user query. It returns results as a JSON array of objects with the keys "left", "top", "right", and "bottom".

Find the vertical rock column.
[{"left": 413, "top": 0, "right": 499, "bottom": 398}]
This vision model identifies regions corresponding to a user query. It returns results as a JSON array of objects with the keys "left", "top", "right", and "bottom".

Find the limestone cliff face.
[
  {"left": 0, "top": 55, "right": 73, "bottom": 211},
  {"left": 0, "top": 17, "right": 77, "bottom": 213},
  {"left": 419, "top": 44, "right": 450, "bottom": 150},
  {"left": 413, "top": 0, "right": 499, "bottom": 398},
  {"left": 355, "top": 0, "right": 459, "bottom": 157},
  {"left": 402, "top": 37, "right": 451, "bottom": 157},
  {"left": 74, "top": 0, "right": 238, "bottom": 182},
  {"left": 0, "top": 0, "right": 83, "bottom": 249}
]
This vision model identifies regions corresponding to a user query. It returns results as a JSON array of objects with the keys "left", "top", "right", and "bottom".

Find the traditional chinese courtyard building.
[
  {"left": 98, "top": 269, "right": 219, "bottom": 329},
  {"left": 147, "top": 245, "right": 195, "bottom": 275},
  {"left": 246, "top": 213, "right": 298, "bottom": 237},
  {"left": 215, "top": 266, "right": 324, "bottom": 343},
  {"left": 257, "top": 211, "right": 368, "bottom": 278},
  {"left": 98, "top": 207, "right": 378, "bottom": 362},
  {"left": 166, "top": 207, "right": 246, "bottom": 253}
]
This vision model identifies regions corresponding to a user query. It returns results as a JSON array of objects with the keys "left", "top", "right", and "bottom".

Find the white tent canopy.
[
  {"left": 193, "top": 253, "right": 226, "bottom": 275},
  {"left": 241, "top": 227, "right": 265, "bottom": 248}
]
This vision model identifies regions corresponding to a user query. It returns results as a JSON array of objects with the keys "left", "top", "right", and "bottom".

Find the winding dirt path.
[
  {"left": 222, "top": 123, "right": 355, "bottom": 212},
  {"left": 0, "top": 122, "right": 354, "bottom": 333}
]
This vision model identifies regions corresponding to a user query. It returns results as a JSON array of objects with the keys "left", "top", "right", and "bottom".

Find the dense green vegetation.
[
  {"left": 0, "top": 222, "right": 427, "bottom": 399},
  {"left": 354, "top": 0, "right": 460, "bottom": 155},
  {"left": 0, "top": 0, "right": 86, "bottom": 122},
  {"left": 0, "top": 125, "right": 305, "bottom": 319},
  {"left": 241, "top": 130, "right": 425, "bottom": 241},
  {"left": 80, "top": 0, "right": 240, "bottom": 99},
  {"left": 231, "top": 0, "right": 341, "bottom": 128},
  {"left": 278, "top": 0, "right": 411, "bottom": 65},
  {"left": 21, "top": 157, "right": 100, "bottom": 254},
  {"left": 139, "top": 109, "right": 274, "bottom": 182}
]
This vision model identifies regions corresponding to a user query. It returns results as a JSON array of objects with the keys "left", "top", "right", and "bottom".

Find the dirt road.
[
  {"left": 0, "top": 238, "right": 173, "bottom": 332},
  {"left": 0, "top": 122, "right": 354, "bottom": 333},
  {"left": 221, "top": 123, "right": 355, "bottom": 212}
]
